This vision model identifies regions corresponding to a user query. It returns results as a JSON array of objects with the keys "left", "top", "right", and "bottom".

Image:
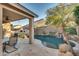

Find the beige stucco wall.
[
  {"left": 35, "top": 25, "right": 61, "bottom": 35},
  {"left": 34, "top": 19, "right": 46, "bottom": 28}
]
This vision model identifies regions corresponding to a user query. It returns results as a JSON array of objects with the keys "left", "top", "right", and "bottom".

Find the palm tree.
[
  {"left": 46, "top": 3, "right": 77, "bottom": 55},
  {"left": 74, "top": 6, "right": 79, "bottom": 36}
]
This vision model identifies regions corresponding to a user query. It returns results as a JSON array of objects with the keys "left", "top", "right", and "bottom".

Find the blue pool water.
[{"left": 34, "top": 35, "right": 75, "bottom": 49}]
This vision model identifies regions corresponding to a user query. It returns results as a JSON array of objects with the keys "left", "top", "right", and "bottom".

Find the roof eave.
[{"left": 17, "top": 3, "right": 38, "bottom": 18}]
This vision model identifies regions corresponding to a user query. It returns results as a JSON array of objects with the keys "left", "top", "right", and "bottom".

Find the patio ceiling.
[{"left": 3, "top": 8, "right": 26, "bottom": 23}]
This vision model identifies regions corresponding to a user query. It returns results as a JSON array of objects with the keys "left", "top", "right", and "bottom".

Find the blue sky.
[{"left": 11, "top": 3, "right": 57, "bottom": 26}]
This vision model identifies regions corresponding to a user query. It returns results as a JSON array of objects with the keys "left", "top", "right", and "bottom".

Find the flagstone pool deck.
[{"left": 4, "top": 38, "right": 58, "bottom": 56}]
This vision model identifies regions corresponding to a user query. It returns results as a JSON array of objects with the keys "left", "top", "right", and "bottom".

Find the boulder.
[
  {"left": 59, "top": 43, "right": 70, "bottom": 53},
  {"left": 58, "top": 43, "right": 73, "bottom": 56},
  {"left": 64, "top": 51, "right": 73, "bottom": 56}
]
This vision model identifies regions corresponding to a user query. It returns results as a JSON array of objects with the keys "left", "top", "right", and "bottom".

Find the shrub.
[
  {"left": 49, "top": 32, "right": 56, "bottom": 36},
  {"left": 64, "top": 27, "right": 77, "bottom": 35}
]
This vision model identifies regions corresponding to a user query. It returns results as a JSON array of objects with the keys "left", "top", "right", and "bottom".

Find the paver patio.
[{"left": 4, "top": 38, "right": 58, "bottom": 56}]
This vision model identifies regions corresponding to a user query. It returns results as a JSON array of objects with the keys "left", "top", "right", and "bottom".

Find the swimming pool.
[{"left": 34, "top": 35, "right": 75, "bottom": 49}]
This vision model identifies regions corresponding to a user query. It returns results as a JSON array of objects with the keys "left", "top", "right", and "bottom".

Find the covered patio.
[
  {"left": 0, "top": 3, "right": 38, "bottom": 55},
  {"left": 0, "top": 3, "right": 58, "bottom": 56}
]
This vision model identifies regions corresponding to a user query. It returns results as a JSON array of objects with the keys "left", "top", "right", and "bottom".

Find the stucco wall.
[{"left": 34, "top": 25, "right": 61, "bottom": 35}]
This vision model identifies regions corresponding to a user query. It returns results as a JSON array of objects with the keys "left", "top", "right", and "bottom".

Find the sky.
[{"left": 11, "top": 3, "right": 57, "bottom": 26}]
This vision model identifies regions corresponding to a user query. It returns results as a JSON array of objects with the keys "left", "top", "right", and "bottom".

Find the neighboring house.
[
  {"left": 34, "top": 19, "right": 46, "bottom": 28},
  {"left": 34, "top": 25, "right": 61, "bottom": 35},
  {"left": 23, "top": 25, "right": 29, "bottom": 35},
  {"left": 12, "top": 25, "right": 23, "bottom": 34}
]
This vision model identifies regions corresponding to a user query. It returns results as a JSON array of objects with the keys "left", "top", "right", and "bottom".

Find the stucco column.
[
  {"left": 0, "top": 6, "right": 3, "bottom": 56},
  {"left": 29, "top": 18, "right": 34, "bottom": 44}
]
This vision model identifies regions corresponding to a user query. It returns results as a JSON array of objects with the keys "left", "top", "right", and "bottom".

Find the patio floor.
[{"left": 3, "top": 38, "right": 58, "bottom": 56}]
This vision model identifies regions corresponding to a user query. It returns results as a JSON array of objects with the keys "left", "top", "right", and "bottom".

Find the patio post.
[
  {"left": 29, "top": 18, "right": 34, "bottom": 44},
  {"left": 0, "top": 6, "right": 3, "bottom": 56}
]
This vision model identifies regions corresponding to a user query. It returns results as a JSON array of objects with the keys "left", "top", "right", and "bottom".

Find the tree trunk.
[
  {"left": 61, "top": 24, "right": 76, "bottom": 55},
  {"left": 76, "top": 26, "right": 79, "bottom": 36}
]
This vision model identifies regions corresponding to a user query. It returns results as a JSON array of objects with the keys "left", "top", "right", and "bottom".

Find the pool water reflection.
[{"left": 34, "top": 35, "right": 75, "bottom": 49}]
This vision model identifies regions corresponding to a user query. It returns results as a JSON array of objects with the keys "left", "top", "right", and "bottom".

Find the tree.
[
  {"left": 46, "top": 3, "right": 77, "bottom": 55},
  {"left": 46, "top": 3, "right": 75, "bottom": 40},
  {"left": 74, "top": 6, "right": 79, "bottom": 35}
]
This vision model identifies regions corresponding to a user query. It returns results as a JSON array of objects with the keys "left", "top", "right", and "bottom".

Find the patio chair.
[{"left": 3, "top": 34, "right": 18, "bottom": 53}]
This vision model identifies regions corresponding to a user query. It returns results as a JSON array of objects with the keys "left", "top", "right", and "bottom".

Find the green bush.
[
  {"left": 64, "top": 27, "right": 77, "bottom": 35},
  {"left": 49, "top": 32, "right": 56, "bottom": 36}
]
